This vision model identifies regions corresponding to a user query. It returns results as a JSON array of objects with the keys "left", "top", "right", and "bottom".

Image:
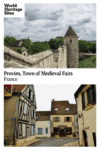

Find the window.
[
  {"left": 55, "top": 117, "right": 58, "bottom": 121},
  {"left": 87, "top": 85, "right": 96, "bottom": 105},
  {"left": 31, "top": 126, "right": 34, "bottom": 136},
  {"left": 20, "top": 105, "right": 22, "bottom": 114},
  {"left": 27, "top": 87, "right": 29, "bottom": 97},
  {"left": 82, "top": 92, "right": 85, "bottom": 110},
  {"left": 31, "top": 109, "right": 35, "bottom": 118},
  {"left": 33, "top": 95, "right": 35, "bottom": 102},
  {"left": 24, "top": 103, "right": 27, "bottom": 114},
  {"left": 46, "top": 128, "right": 48, "bottom": 134},
  {"left": 55, "top": 108, "right": 58, "bottom": 111},
  {"left": 38, "top": 128, "right": 42, "bottom": 134},
  {"left": 29, "top": 90, "right": 31, "bottom": 99},
  {"left": 66, "top": 117, "right": 70, "bottom": 121},
  {"left": 22, "top": 124, "right": 26, "bottom": 137},
  {"left": 70, "top": 39, "right": 72, "bottom": 43},
  {"left": 19, "top": 123, "right": 22, "bottom": 136},
  {"left": 66, "top": 127, "right": 72, "bottom": 133},
  {"left": 28, "top": 111, "right": 29, "bottom": 116},
  {"left": 30, "top": 91, "right": 33, "bottom": 101},
  {"left": 66, "top": 117, "right": 72, "bottom": 122},
  {"left": 66, "top": 108, "right": 69, "bottom": 110}
]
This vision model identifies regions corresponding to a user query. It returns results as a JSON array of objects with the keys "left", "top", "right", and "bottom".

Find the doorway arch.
[{"left": 83, "top": 130, "right": 88, "bottom": 146}]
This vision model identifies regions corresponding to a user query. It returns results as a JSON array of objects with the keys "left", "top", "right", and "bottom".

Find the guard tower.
[{"left": 64, "top": 26, "right": 79, "bottom": 68}]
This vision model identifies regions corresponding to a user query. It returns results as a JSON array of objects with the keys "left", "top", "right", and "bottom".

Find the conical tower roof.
[{"left": 65, "top": 26, "right": 77, "bottom": 36}]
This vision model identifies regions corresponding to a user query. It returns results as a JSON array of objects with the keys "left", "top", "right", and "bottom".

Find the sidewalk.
[
  {"left": 5, "top": 138, "right": 42, "bottom": 147},
  {"left": 62, "top": 141, "right": 79, "bottom": 147}
]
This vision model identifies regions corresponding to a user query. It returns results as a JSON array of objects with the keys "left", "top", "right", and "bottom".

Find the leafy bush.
[
  {"left": 13, "top": 48, "right": 23, "bottom": 54},
  {"left": 78, "top": 40, "right": 96, "bottom": 53}
]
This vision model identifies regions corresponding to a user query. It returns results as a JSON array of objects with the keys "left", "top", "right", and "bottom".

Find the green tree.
[
  {"left": 78, "top": 40, "right": 89, "bottom": 53},
  {"left": 13, "top": 48, "right": 23, "bottom": 54},
  {"left": 4, "top": 36, "right": 16, "bottom": 45},
  {"left": 22, "top": 39, "right": 32, "bottom": 54},
  {"left": 49, "top": 37, "right": 63, "bottom": 49},
  {"left": 91, "top": 43, "right": 96, "bottom": 53},
  {"left": 31, "top": 42, "right": 46, "bottom": 54}
]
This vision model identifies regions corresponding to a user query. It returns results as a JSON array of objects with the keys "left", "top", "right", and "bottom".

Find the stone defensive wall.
[
  {"left": 4, "top": 45, "right": 67, "bottom": 68},
  {"left": 79, "top": 53, "right": 96, "bottom": 61}
]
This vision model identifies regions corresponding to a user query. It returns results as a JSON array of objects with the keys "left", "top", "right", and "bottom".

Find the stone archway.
[{"left": 83, "top": 130, "right": 88, "bottom": 146}]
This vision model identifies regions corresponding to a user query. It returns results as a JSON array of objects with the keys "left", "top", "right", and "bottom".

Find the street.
[{"left": 29, "top": 138, "right": 79, "bottom": 147}]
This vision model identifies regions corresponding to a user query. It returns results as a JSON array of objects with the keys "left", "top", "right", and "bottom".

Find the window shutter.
[
  {"left": 43, "top": 128, "right": 45, "bottom": 134},
  {"left": 58, "top": 117, "right": 60, "bottom": 122},
  {"left": 64, "top": 117, "right": 66, "bottom": 122},
  {"left": 34, "top": 95, "right": 36, "bottom": 104},
  {"left": 35, "top": 128, "right": 37, "bottom": 134},
  {"left": 19, "top": 123, "right": 22, "bottom": 135},
  {"left": 70, "top": 117, "right": 72, "bottom": 122},
  {"left": 91, "top": 85, "right": 96, "bottom": 104},
  {"left": 53, "top": 117, "right": 55, "bottom": 122},
  {"left": 82, "top": 92, "right": 85, "bottom": 110},
  {"left": 34, "top": 110, "right": 36, "bottom": 119}
]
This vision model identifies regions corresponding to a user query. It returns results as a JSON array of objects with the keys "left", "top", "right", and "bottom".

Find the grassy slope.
[{"left": 78, "top": 55, "right": 96, "bottom": 68}]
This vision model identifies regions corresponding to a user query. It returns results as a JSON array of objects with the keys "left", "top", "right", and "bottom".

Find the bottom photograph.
[{"left": 4, "top": 84, "right": 96, "bottom": 147}]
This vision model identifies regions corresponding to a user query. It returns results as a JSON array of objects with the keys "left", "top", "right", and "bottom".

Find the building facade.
[
  {"left": 4, "top": 84, "right": 36, "bottom": 145},
  {"left": 74, "top": 84, "right": 96, "bottom": 147},
  {"left": 35, "top": 111, "right": 51, "bottom": 138},
  {"left": 50, "top": 100, "right": 78, "bottom": 138}
]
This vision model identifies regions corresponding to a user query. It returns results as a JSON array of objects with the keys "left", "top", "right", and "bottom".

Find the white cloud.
[{"left": 4, "top": 3, "right": 96, "bottom": 41}]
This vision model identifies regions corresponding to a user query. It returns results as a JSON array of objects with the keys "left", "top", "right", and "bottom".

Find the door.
[
  {"left": 93, "top": 132, "right": 96, "bottom": 146},
  {"left": 60, "top": 128, "right": 66, "bottom": 137},
  {"left": 83, "top": 130, "right": 88, "bottom": 146}
]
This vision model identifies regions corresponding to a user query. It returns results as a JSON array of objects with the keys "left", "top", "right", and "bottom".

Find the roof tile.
[
  {"left": 65, "top": 26, "right": 77, "bottom": 36},
  {"left": 51, "top": 100, "right": 77, "bottom": 115}
]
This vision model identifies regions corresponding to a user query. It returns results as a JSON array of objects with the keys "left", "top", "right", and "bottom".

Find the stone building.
[
  {"left": 4, "top": 26, "right": 79, "bottom": 68},
  {"left": 35, "top": 111, "right": 51, "bottom": 138},
  {"left": 4, "top": 84, "right": 37, "bottom": 146},
  {"left": 64, "top": 26, "right": 79, "bottom": 68},
  {"left": 5, "top": 40, "right": 28, "bottom": 56},
  {"left": 50, "top": 100, "right": 78, "bottom": 138},
  {"left": 74, "top": 84, "right": 96, "bottom": 146}
]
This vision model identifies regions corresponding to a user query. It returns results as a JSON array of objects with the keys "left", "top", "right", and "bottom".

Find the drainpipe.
[
  {"left": 50, "top": 114, "right": 51, "bottom": 137},
  {"left": 13, "top": 93, "right": 19, "bottom": 145},
  {"left": 74, "top": 114, "right": 76, "bottom": 134}
]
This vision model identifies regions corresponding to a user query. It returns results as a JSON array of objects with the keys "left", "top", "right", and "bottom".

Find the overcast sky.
[
  {"left": 34, "top": 84, "right": 81, "bottom": 111},
  {"left": 4, "top": 3, "right": 96, "bottom": 42}
]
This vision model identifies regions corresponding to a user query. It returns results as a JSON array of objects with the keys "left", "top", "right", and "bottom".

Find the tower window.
[{"left": 70, "top": 39, "right": 72, "bottom": 43}]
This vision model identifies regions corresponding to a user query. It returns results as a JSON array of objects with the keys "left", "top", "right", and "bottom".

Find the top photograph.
[{"left": 4, "top": 3, "right": 96, "bottom": 68}]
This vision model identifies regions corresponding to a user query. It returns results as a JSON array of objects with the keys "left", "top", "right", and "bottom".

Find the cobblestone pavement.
[{"left": 29, "top": 138, "right": 79, "bottom": 147}]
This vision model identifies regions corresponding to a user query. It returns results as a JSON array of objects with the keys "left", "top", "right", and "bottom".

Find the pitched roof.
[
  {"left": 12, "top": 85, "right": 27, "bottom": 94},
  {"left": 65, "top": 26, "right": 77, "bottom": 36},
  {"left": 5, "top": 40, "right": 23, "bottom": 47},
  {"left": 36, "top": 111, "right": 51, "bottom": 121},
  {"left": 51, "top": 100, "right": 77, "bottom": 115}
]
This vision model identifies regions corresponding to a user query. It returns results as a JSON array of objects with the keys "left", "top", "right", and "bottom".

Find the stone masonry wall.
[
  {"left": 64, "top": 36, "right": 78, "bottom": 68},
  {"left": 4, "top": 45, "right": 67, "bottom": 68},
  {"left": 79, "top": 53, "right": 96, "bottom": 61}
]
